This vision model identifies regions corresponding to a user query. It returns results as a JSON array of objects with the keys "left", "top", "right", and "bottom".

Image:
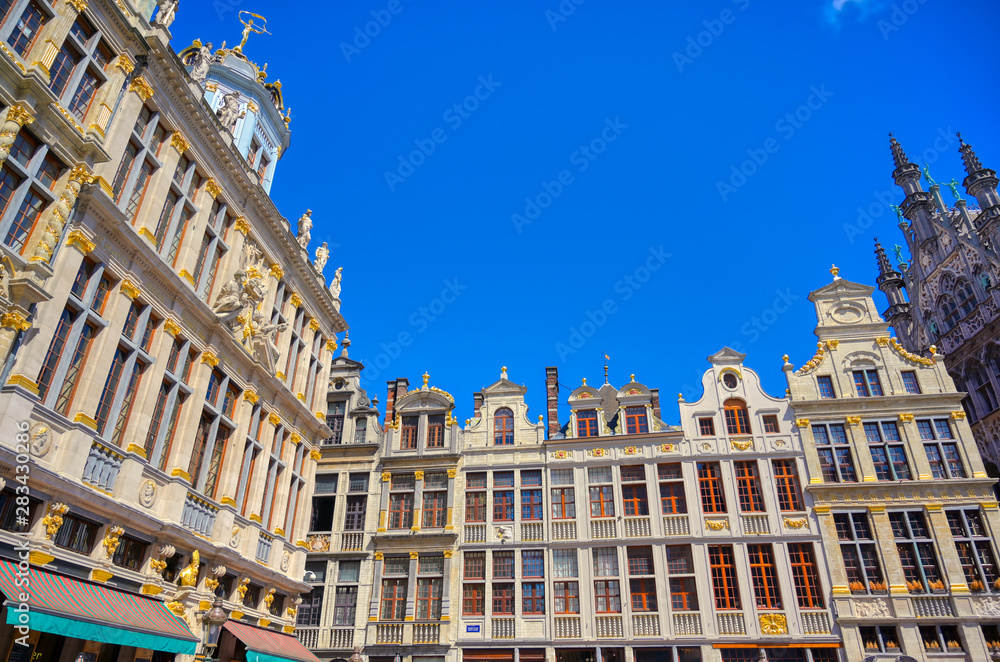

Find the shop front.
[{"left": 0, "top": 559, "right": 198, "bottom": 662}]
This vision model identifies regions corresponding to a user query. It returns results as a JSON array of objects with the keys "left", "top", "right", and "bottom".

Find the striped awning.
[
  {"left": 0, "top": 559, "right": 197, "bottom": 654},
  {"left": 224, "top": 620, "right": 321, "bottom": 662}
]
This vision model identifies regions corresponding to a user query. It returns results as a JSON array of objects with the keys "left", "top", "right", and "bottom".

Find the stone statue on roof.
[
  {"left": 154, "top": 0, "right": 178, "bottom": 28},
  {"left": 296, "top": 210, "right": 312, "bottom": 249},
  {"left": 190, "top": 42, "right": 213, "bottom": 84},
  {"left": 922, "top": 163, "right": 937, "bottom": 187},
  {"left": 314, "top": 242, "right": 329, "bottom": 273},
  {"left": 329, "top": 267, "right": 342, "bottom": 301},
  {"left": 893, "top": 244, "right": 905, "bottom": 265},
  {"left": 943, "top": 178, "right": 962, "bottom": 201}
]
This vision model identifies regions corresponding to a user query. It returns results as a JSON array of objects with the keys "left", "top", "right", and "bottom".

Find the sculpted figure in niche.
[
  {"left": 216, "top": 91, "right": 244, "bottom": 133},
  {"left": 154, "top": 0, "right": 178, "bottom": 28},
  {"left": 296, "top": 210, "right": 312, "bottom": 248},
  {"left": 190, "top": 42, "right": 213, "bottom": 84}
]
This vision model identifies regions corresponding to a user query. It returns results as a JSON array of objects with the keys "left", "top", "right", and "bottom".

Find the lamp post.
[{"left": 202, "top": 599, "right": 228, "bottom": 660}]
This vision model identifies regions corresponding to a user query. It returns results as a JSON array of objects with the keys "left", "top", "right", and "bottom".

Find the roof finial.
[
  {"left": 957, "top": 132, "right": 984, "bottom": 174},
  {"left": 889, "top": 132, "right": 911, "bottom": 169},
  {"left": 582, "top": 377, "right": 587, "bottom": 386},
  {"left": 830, "top": 264, "right": 840, "bottom": 280},
  {"left": 874, "top": 238, "right": 893, "bottom": 275},
  {"left": 422, "top": 372, "right": 429, "bottom": 387},
  {"left": 603, "top": 352, "right": 610, "bottom": 384},
  {"left": 501, "top": 366, "right": 507, "bottom": 379},
  {"left": 630, "top": 373, "right": 636, "bottom": 382}
]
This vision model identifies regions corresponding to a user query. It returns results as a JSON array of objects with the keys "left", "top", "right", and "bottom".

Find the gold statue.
[
  {"left": 235, "top": 11, "right": 269, "bottom": 52},
  {"left": 178, "top": 550, "right": 200, "bottom": 587}
]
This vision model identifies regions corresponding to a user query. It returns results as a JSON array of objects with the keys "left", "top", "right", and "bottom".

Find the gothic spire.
[
  {"left": 958, "top": 132, "right": 984, "bottom": 174},
  {"left": 874, "top": 237, "right": 893, "bottom": 275},
  {"left": 889, "top": 132, "right": 911, "bottom": 169}
]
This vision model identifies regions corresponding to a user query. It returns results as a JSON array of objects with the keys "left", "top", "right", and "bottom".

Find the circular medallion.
[
  {"left": 138, "top": 479, "right": 157, "bottom": 507},
  {"left": 29, "top": 423, "right": 52, "bottom": 457}
]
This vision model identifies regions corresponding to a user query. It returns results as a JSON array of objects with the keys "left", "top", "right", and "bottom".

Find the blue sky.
[{"left": 170, "top": 0, "right": 999, "bottom": 424}]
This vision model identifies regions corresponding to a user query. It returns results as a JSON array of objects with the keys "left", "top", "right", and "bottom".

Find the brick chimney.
[
  {"left": 650, "top": 388, "right": 661, "bottom": 422},
  {"left": 384, "top": 378, "right": 409, "bottom": 426},
  {"left": 545, "top": 367, "right": 560, "bottom": 438},
  {"left": 473, "top": 392, "right": 484, "bottom": 419}
]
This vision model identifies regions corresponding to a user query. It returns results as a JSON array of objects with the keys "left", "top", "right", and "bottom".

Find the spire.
[
  {"left": 889, "top": 132, "right": 910, "bottom": 169},
  {"left": 874, "top": 238, "right": 893, "bottom": 275},
  {"left": 958, "top": 133, "right": 984, "bottom": 174}
]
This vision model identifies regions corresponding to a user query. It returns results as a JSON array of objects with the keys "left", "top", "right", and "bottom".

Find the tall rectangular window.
[
  {"left": 788, "top": 543, "right": 824, "bottom": 608},
  {"left": 917, "top": 419, "right": 965, "bottom": 479},
  {"left": 576, "top": 409, "right": 598, "bottom": 437},
  {"left": 627, "top": 547, "right": 656, "bottom": 612},
  {"left": 522, "top": 550, "right": 544, "bottom": 578},
  {"left": 380, "top": 578, "right": 407, "bottom": 620},
  {"left": 551, "top": 486, "right": 575, "bottom": 519},
  {"left": 620, "top": 466, "right": 648, "bottom": 517},
  {"left": 817, "top": 375, "right": 836, "bottom": 399},
  {"left": 947, "top": 509, "right": 999, "bottom": 591},
  {"left": 901, "top": 371, "right": 921, "bottom": 394},
  {"left": 734, "top": 461, "right": 765, "bottom": 512},
  {"left": 853, "top": 369, "right": 884, "bottom": 397},
  {"left": 667, "top": 546, "right": 698, "bottom": 611},
  {"left": 709, "top": 545, "right": 740, "bottom": 609},
  {"left": 658, "top": 463, "right": 686, "bottom": 514},
  {"left": 835, "top": 513, "right": 885, "bottom": 593},
  {"left": 400, "top": 415, "right": 418, "bottom": 449},
  {"left": 426, "top": 414, "right": 445, "bottom": 448},
  {"left": 698, "top": 462, "right": 726, "bottom": 513},
  {"left": 772, "top": 459, "right": 804, "bottom": 511},
  {"left": 747, "top": 544, "right": 782, "bottom": 609},
  {"left": 866, "top": 421, "right": 911, "bottom": 480},
  {"left": 812, "top": 423, "right": 857, "bottom": 483},
  {"left": 625, "top": 406, "right": 648, "bottom": 434},
  {"left": 891, "top": 511, "right": 943, "bottom": 592}
]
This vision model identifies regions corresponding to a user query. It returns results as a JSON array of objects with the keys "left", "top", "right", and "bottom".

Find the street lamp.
[{"left": 202, "top": 599, "right": 228, "bottom": 658}]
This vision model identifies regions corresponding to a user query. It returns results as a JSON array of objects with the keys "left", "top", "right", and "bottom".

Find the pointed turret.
[
  {"left": 889, "top": 133, "right": 937, "bottom": 244},
  {"left": 958, "top": 133, "right": 1000, "bottom": 220},
  {"left": 874, "top": 238, "right": 913, "bottom": 347}
]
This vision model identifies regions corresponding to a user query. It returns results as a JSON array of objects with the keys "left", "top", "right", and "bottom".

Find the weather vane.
[{"left": 235, "top": 11, "right": 270, "bottom": 53}]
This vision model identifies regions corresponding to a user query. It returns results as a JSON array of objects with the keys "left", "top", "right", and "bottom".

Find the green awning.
[
  {"left": 5, "top": 609, "right": 196, "bottom": 654},
  {"left": 0, "top": 560, "right": 197, "bottom": 654}
]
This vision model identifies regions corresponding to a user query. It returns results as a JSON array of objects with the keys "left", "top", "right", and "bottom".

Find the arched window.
[
  {"left": 940, "top": 295, "right": 959, "bottom": 330},
  {"left": 956, "top": 280, "right": 977, "bottom": 317},
  {"left": 494, "top": 408, "right": 514, "bottom": 445},
  {"left": 970, "top": 366, "right": 999, "bottom": 417},
  {"left": 723, "top": 399, "right": 751, "bottom": 435}
]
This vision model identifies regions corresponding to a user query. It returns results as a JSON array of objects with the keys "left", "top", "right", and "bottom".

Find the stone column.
[
  {"left": 897, "top": 414, "right": 934, "bottom": 480},
  {"left": 0, "top": 104, "right": 34, "bottom": 166},
  {"left": 370, "top": 552, "right": 384, "bottom": 620},
  {"left": 924, "top": 505, "right": 968, "bottom": 593},
  {"left": 441, "top": 550, "right": 453, "bottom": 621},
  {"left": 847, "top": 419, "right": 879, "bottom": 482},
  {"left": 27, "top": 165, "right": 90, "bottom": 266},
  {"left": 412, "top": 471, "right": 424, "bottom": 532},
  {"left": 445, "top": 468, "right": 457, "bottom": 530},
  {"left": 405, "top": 551, "right": 418, "bottom": 622},
  {"left": 377, "top": 471, "right": 390, "bottom": 532}
]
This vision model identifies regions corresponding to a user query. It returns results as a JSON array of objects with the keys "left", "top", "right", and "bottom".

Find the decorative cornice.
[
  {"left": 325, "top": 339, "right": 337, "bottom": 352},
  {"left": 244, "top": 389, "right": 259, "bottom": 404},
  {"left": 268, "top": 412, "right": 281, "bottom": 426},
  {"left": 164, "top": 319, "right": 181, "bottom": 337},
  {"left": 796, "top": 342, "right": 826, "bottom": 375},
  {"left": 65, "top": 229, "right": 95, "bottom": 254},
  {"left": 269, "top": 263, "right": 283, "bottom": 280},
  {"left": 128, "top": 76, "right": 154, "bottom": 101},
  {"left": 201, "top": 351, "right": 219, "bottom": 367},
  {"left": 120, "top": 280, "right": 141, "bottom": 300},
  {"left": 204, "top": 178, "right": 221, "bottom": 198},
  {"left": 5, "top": 104, "right": 34, "bottom": 126},
  {"left": 1, "top": 311, "right": 30, "bottom": 331},
  {"left": 170, "top": 131, "right": 190, "bottom": 153},
  {"left": 234, "top": 216, "right": 250, "bottom": 235},
  {"left": 289, "top": 293, "right": 302, "bottom": 308},
  {"left": 309, "top": 448, "right": 321, "bottom": 460},
  {"left": 66, "top": 0, "right": 88, "bottom": 12},
  {"left": 308, "top": 318, "right": 320, "bottom": 332},
  {"left": 290, "top": 433, "right": 301, "bottom": 445}
]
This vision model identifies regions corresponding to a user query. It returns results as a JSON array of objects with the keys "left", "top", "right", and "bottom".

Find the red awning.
[
  {"left": 0, "top": 559, "right": 197, "bottom": 654},
  {"left": 224, "top": 620, "right": 321, "bottom": 662}
]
